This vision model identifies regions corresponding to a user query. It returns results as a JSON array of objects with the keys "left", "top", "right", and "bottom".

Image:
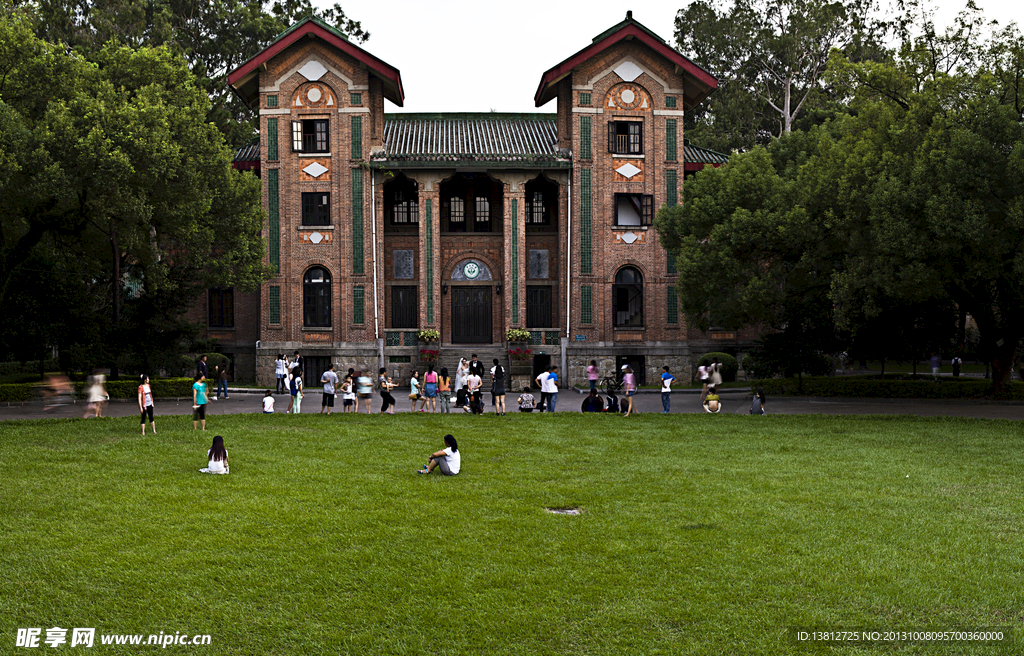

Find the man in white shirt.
[
  {"left": 535, "top": 365, "right": 559, "bottom": 412},
  {"left": 320, "top": 364, "right": 338, "bottom": 415},
  {"left": 697, "top": 363, "right": 709, "bottom": 402}
]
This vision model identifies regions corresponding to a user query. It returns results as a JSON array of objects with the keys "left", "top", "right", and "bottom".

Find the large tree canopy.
[
  {"left": 0, "top": 2, "right": 268, "bottom": 373},
  {"left": 675, "top": 0, "right": 897, "bottom": 152},
  {"left": 27, "top": 0, "right": 369, "bottom": 145},
  {"left": 659, "top": 7, "right": 1024, "bottom": 392}
]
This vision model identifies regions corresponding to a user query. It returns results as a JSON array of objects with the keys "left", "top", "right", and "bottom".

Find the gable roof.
[
  {"left": 535, "top": 12, "right": 716, "bottom": 111},
  {"left": 226, "top": 15, "right": 404, "bottom": 108}
]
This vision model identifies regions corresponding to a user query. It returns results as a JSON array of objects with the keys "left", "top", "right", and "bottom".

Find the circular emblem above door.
[{"left": 463, "top": 262, "right": 480, "bottom": 279}]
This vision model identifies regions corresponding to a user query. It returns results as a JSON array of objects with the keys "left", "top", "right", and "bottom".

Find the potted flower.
[
  {"left": 508, "top": 347, "right": 532, "bottom": 361},
  {"left": 419, "top": 348, "right": 439, "bottom": 362},
  {"left": 418, "top": 328, "right": 440, "bottom": 343},
  {"left": 506, "top": 327, "right": 531, "bottom": 344}
]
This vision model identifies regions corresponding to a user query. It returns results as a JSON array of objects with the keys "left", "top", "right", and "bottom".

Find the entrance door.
[
  {"left": 451, "top": 286, "right": 492, "bottom": 343},
  {"left": 392, "top": 286, "right": 417, "bottom": 328}
]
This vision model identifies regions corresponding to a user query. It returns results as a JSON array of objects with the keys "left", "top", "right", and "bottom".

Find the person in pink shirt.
[
  {"left": 586, "top": 360, "right": 600, "bottom": 391},
  {"left": 622, "top": 365, "right": 639, "bottom": 417}
]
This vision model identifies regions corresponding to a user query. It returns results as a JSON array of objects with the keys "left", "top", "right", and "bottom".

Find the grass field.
[{"left": 1, "top": 413, "right": 1022, "bottom": 655}]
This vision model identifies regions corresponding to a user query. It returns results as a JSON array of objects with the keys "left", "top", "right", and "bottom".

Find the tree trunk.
[
  {"left": 989, "top": 338, "right": 1019, "bottom": 397},
  {"left": 110, "top": 221, "right": 121, "bottom": 381}
]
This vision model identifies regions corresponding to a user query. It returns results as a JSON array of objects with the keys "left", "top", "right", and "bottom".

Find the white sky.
[{"left": 315, "top": 0, "right": 1022, "bottom": 114}]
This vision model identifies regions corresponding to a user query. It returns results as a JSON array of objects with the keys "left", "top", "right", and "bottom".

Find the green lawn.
[{"left": 1, "top": 413, "right": 1021, "bottom": 655}]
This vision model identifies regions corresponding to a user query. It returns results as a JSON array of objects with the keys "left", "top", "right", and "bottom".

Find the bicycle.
[{"left": 600, "top": 375, "right": 623, "bottom": 397}]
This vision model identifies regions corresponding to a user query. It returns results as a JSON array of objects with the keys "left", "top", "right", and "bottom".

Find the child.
[
  {"left": 200, "top": 435, "right": 229, "bottom": 474},
  {"left": 704, "top": 386, "right": 722, "bottom": 413},
  {"left": 517, "top": 386, "right": 536, "bottom": 412},
  {"left": 409, "top": 371, "right": 421, "bottom": 412},
  {"left": 262, "top": 390, "right": 275, "bottom": 413},
  {"left": 341, "top": 375, "right": 355, "bottom": 412}
]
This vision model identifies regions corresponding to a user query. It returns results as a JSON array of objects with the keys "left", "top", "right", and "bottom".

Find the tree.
[
  {"left": 0, "top": 4, "right": 268, "bottom": 374},
  {"left": 675, "top": 0, "right": 897, "bottom": 152},
  {"left": 28, "top": 0, "right": 369, "bottom": 145}
]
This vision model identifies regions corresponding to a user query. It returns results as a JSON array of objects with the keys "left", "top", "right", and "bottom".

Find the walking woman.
[
  {"left": 438, "top": 367, "right": 452, "bottom": 413},
  {"left": 622, "top": 365, "right": 639, "bottom": 417},
  {"left": 491, "top": 358, "right": 506, "bottom": 415},
  {"left": 138, "top": 374, "right": 156, "bottom": 435},
  {"left": 379, "top": 367, "right": 397, "bottom": 414}
]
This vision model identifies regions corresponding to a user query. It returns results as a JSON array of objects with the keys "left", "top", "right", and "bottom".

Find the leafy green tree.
[
  {"left": 675, "top": 0, "right": 897, "bottom": 152},
  {"left": 28, "top": 0, "right": 368, "bottom": 145},
  {"left": 0, "top": 4, "right": 268, "bottom": 375}
]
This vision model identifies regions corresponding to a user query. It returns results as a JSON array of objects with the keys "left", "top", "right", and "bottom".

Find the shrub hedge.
[
  {"left": 697, "top": 352, "right": 739, "bottom": 383},
  {"left": 752, "top": 376, "right": 1024, "bottom": 400}
]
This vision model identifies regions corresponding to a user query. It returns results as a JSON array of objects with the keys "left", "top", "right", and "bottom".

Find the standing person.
[
  {"left": 409, "top": 370, "right": 421, "bottom": 412},
  {"left": 417, "top": 434, "right": 461, "bottom": 476},
  {"left": 421, "top": 365, "right": 438, "bottom": 413},
  {"left": 469, "top": 354, "right": 485, "bottom": 378},
  {"left": 709, "top": 358, "right": 723, "bottom": 388},
  {"left": 289, "top": 351, "right": 303, "bottom": 378},
  {"left": 357, "top": 371, "right": 374, "bottom": 413},
  {"left": 586, "top": 360, "right": 600, "bottom": 391},
  {"left": 931, "top": 353, "right": 941, "bottom": 380},
  {"left": 697, "top": 362, "right": 710, "bottom": 402},
  {"left": 535, "top": 365, "right": 559, "bottom": 412},
  {"left": 750, "top": 388, "right": 766, "bottom": 415},
  {"left": 320, "top": 364, "right": 338, "bottom": 415},
  {"left": 275, "top": 354, "right": 288, "bottom": 393},
  {"left": 465, "top": 367, "right": 483, "bottom": 410},
  {"left": 490, "top": 358, "right": 506, "bottom": 415},
  {"left": 347, "top": 368, "right": 359, "bottom": 413},
  {"left": 437, "top": 367, "right": 453, "bottom": 413},
  {"left": 379, "top": 367, "right": 397, "bottom": 414},
  {"left": 454, "top": 358, "right": 468, "bottom": 393},
  {"left": 192, "top": 374, "right": 209, "bottom": 431},
  {"left": 952, "top": 355, "right": 963, "bottom": 377},
  {"left": 622, "top": 365, "right": 639, "bottom": 417},
  {"left": 341, "top": 375, "right": 356, "bottom": 413},
  {"left": 197, "top": 354, "right": 208, "bottom": 380},
  {"left": 216, "top": 364, "right": 229, "bottom": 400},
  {"left": 138, "top": 374, "right": 156, "bottom": 435},
  {"left": 83, "top": 368, "right": 107, "bottom": 418},
  {"left": 660, "top": 366, "right": 675, "bottom": 414},
  {"left": 290, "top": 369, "right": 304, "bottom": 414},
  {"left": 262, "top": 390, "right": 275, "bottom": 413},
  {"left": 200, "top": 435, "right": 229, "bottom": 475},
  {"left": 517, "top": 386, "right": 536, "bottom": 412}
]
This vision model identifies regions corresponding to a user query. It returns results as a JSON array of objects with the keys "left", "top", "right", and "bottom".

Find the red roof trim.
[
  {"left": 684, "top": 162, "right": 722, "bottom": 172},
  {"left": 534, "top": 24, "right": 716, "bottom": 106},
  {"left": 227, "top": 21, "right": 403, "bottom": 104}
]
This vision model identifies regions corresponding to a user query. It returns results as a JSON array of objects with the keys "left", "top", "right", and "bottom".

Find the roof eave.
[{"left": 534, "top": 24, "right": 717, "bottom": 108}]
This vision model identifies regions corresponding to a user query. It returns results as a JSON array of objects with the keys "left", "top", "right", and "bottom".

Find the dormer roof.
[
  {"left": 534, "top": 12, "right": 716, "bottom": 110},
  {"left": 227, "top": 14, "right": 404, "bottom": 108}
]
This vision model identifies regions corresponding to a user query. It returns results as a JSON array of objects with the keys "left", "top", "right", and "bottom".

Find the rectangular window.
[
  {"left": 353, "top": 286, "right": 365, "bottom": 325},
  {"left": 527, "top": 191, "right": 548, "bottom": 224},
  {"left": 666, "top": 119, "right": 677, "bottom": 162},
  {"left": 292, "top": 119, "right": 329, "bottom": 153},
  {"left": 609, "top": 121, "right": 643, "bottom": 155},
  {"left": 352, "top": 170, "right": 363, "bottom": 275},
  {"left": 208, "top": 288, "right": 234, "bottom": 328},
  {"left": 267, "top": 118, "right": 278, "bottom": 161},
  {"left": 579, "top": 92, "right": 591, "bottom": 106},
  {"left": 667, "top": 249, "right": 677, "bottom": 274},
  {"left": 392, "top": 192, "right": 419, "bottom": 223},
  {"left": 351, "top": 115, "right": 362, "bottom": 159},
  {"left": 615, "top": 194, "right": 654, "bottom": 226},
  {"left": 391, "top": 286, "right": 417, "bottom": 328},
  {"left": 667, "top": 169, "right": 678, "bottom": 207},
  {"left": 350, "top": 92, "right": 362, "bottom": 105},
  {"left": 269, "top": 286, "right": 280, "bottom": 324},
  {"left": 580, "top": 169, "right": 592, "bottom": 274},
  {"left": 474, "top": 196, "right": 490, "bottom": 230},
  {"left": 667, "top": 286, "right": 679, "bottom": 324},
  {"left": 301, "top": 192, "right": 331, "bottom": 226},
  {"left": 526, "top": 286, "right": 553, "bottom": 328},
  {"left": 266, "top": 94, "right": 278, "bottom": 108},
  {"left": 580, "top": 285, "right": 592, "bottom": 324},
  {"left": 447, "top": 197, "right": 465, "bottom": 231},
  {"left": 665, "top": 96, "right": 677, "bottom": 108},
  {"left": 267, "top": 169, "right": 279, "bottom": 273}
]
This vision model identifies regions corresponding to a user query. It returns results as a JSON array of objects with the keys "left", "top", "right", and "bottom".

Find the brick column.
[{"left": 410, "top": 174, "right": 441, "bottom": 332}]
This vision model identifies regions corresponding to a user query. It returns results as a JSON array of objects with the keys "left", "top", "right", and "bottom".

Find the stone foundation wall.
[{"left": 567, "top": 345, "right": 693, "bottom": 389}]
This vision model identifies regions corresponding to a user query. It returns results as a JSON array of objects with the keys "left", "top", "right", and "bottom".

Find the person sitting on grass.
[
  {"left": 750, "top": 388, "right": 766, "bottom": 415},
  {"left": 455, "top": 384, "right": 470, "bottom": 411},
  {"left": 517, "top": 386, "right": 536, "bottom": 412},
  {"left": 468, "top": 389, "right": 484, "bottom": 415},
  {"left": 262, "top": 390, "right": 275, "bottom": 413},
  {"left": 200, "top": 435, "right": 229, "bottom": 474},
  {"left": 417, "top": 434, "right": 460, "bottom": 476},
  {"left": 581, "top": 388, "right": 604, "bottom": 412},
  {"left": 704, "top": 386, "right": 722, "bottom": 413}
]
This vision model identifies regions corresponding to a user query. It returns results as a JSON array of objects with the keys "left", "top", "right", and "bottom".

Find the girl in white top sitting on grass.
[
  {"left": 418, "top": 434, "right": 460, "bottom": 476},
  {"left": 262, "top": 390, "right": 275, "bottom": 413},
  {"left": 200, "top": 435, "right": 229, "bottom": 474}
]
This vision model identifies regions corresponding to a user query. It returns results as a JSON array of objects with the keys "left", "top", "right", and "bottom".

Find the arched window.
[
  {"left": 303, "top": 267, "right": 332, "bottom": 327},
  {"left": 613, "top": 267, "right": 643, "bottom": 327}
]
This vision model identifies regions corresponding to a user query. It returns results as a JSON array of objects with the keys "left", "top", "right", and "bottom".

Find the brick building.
[{"left": 216, "top": 11, "right": 737, "bottom": 386}]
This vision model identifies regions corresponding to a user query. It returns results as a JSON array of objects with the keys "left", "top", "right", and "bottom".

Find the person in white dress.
[{"left": 200, "top": 435, "right": 229, "bottom": 474}]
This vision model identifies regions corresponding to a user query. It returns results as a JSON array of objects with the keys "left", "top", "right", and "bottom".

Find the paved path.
[{"left": 2, "top": 387, "right": 1021, "bottom": 421}]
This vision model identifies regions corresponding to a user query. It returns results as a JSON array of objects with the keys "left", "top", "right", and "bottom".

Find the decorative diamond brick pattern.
[
  {"left": 404, "top": 332, "right": 418, "bottom": 346},
  {"left": 615, "top": 162, "right": 641, "bottom": 179},
  {"left": 545, "top": 331, "right": 559, "bottom": 345},
  {"left": 385, "top": 332, "right": 401, "bottom": 346},
  {"left": 298, "top": 60, "right": 327, "bottom": 81},
  {"left": 302, "top": 161, "right": 328, "bottom": 178},
  {"left": 614, "top": 61, "right": 643, "bottom": 82}
]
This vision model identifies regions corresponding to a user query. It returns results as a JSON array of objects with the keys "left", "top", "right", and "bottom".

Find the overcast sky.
[{"left": 314, "top": 0, "right": 1021, "bottom": 114}]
